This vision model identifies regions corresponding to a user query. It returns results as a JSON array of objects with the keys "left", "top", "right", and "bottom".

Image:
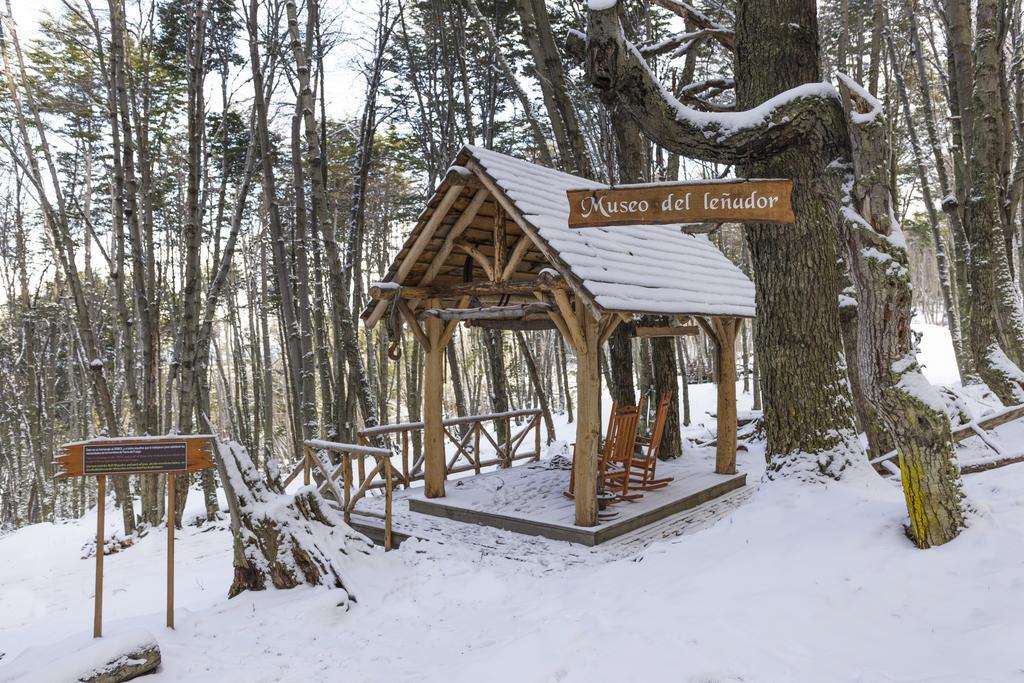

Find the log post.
[
  {"left": 303, "top": 446, "right": 310, "bottom": 486},
  {"left": 714, "top": 318, "right": 738, "bottom": 474},
  {"left": 94, "top": 475, "right": 105, "bottom": 638},
  {"left": 573, "top": 306, "right": 602, "bottom": 526},
  {"left": 166, "top": 473, "right": 175, "bottom": 629},
  {"left": 424, "top": 300, "right": 446, "bottom": 498}
]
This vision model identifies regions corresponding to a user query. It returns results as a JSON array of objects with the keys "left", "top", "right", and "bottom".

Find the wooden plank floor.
[
  {"left": 349, "top": 483, "right": 754, "bottom": 570},
  {"left": 406, "top": 460, "right": 746, "bottom": 545},
  {"left": 350, "top": 457, "right": 749, "bottom": 553}
]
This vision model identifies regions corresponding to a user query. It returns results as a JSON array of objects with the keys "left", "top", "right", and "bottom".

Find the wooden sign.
[
  {"left": 55, "top": 436, "right": 214, "bottom": 478},
  {"left": 54, "top": 435, "right": 215, "bottom": 639},
  {"left": 566, "top": 179, "right": 795, "bottom": 229}
]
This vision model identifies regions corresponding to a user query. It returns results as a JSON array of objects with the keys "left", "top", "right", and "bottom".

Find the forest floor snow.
[{"left": 3, "top": 323, "right": 1024, "bottom": 681}]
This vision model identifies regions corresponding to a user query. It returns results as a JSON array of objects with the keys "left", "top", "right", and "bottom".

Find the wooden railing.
[
  {"left": 280, "top": 409, "right": 542, "bottom": 550},
  {"left": 357, "top": 408, "right": 543, "bottom": 489},
  {"left": 282, "top": 439, "right": 395, "bottom": 551}
]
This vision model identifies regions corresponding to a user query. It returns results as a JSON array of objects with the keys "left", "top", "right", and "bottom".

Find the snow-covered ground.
[{"left": 4, "top": 323, "right": 1023, "bottom": 682}]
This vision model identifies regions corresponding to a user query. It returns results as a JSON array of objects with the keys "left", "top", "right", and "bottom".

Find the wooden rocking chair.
[
  {"left": 600, "top": 402, "right": 643, "bottom": 502},
  {"left": 627, "top": 392, "right": 675, "bottom": 491},
  {"left": 565, "top": 401, "right": 643, "bottom": 503}
]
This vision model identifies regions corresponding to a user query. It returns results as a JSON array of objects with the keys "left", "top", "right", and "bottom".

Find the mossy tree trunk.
[{"left": 838, "top": 76, "right": 964, "bottom": 548}]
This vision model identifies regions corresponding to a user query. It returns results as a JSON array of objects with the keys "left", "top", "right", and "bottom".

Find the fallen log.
[
  {"left": 2, "top": 631, "right": 160, "bottom": 683},
  {"left": 960, "top": 454, "right": 1024, "bottom": 474},
  {"left": 951, "top": 404, "right": 1024, "bottom": 443}
]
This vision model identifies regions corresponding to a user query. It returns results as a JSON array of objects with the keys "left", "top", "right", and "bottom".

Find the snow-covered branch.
[{"left": 584, "top": 6, "right": 846, "bottom": 164}]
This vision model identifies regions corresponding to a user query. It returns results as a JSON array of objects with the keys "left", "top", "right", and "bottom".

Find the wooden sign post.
[
  {"left": 54, "top": 436, "right": 215, "bottom": 638},
  {"left": 566, "top": 178, "right": 795, "bottom": 229}
]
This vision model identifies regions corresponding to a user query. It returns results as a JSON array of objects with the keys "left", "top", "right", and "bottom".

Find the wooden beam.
[
  {"left": 493, "top": 205, "right": 507, "bottom": 281},
  {"left": 695, "top": 316, "right": 719, "bottom": 343},
  {"left": 951, "top": 405, "right": 1024, "bottom": 443},
  {"left": 466, "top": 318, "right": 558, "bottom": 331},
  {"left": 633, "top": 325, "right": 700, "bottom": 338},
  {"left": 713, "top": 318, "right": 738, "bottom": 475},
  {"left": 94, "top": 475, "right": 105, "bottom": 638},
  {"left": 417, "top": 302, "right": 554, "bottom": 321},
  {"left": 418, "top": 188, "right": 489, "bottom": 286},
  {"left": 536, "top": 293, "right": 577, "bottom": 352},
  {"left": 599, "top": 314, "right": 624, "bottom": 345},
  {"left": 398, "top": 299, "right": 431, "bottom": 351},
  {"left": 370, "top": 271, "right": 567, "bottom": 302},
  {"left": 438, "top": 296, "right": 470, "bottom": 353},
  {"left": 167, "top": 473, "right": 175, "bottom": 629},
  {"left": 464, "top": 158, "right": 603, "bottom": 317},
  {"left": 454, "top": 242, "right": 494, "bottom": 280},
  {"left": 552, "top": 289, "right": 585, "bottom": 353},
  {"left": 501, "top": 234, "right": 534, "bottom": 280},
  {"left": 443, "top": 166, "right": 482, "bottom": 187},
  {"left": 366, "top": 184, "right": 466, "bottom": 327}
]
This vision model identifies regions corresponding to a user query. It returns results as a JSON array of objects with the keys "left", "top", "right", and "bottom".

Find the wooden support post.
[
  {"left": 473, "top": 424, "right": 482, "bottom": 474},
  {"left": 493, "top": 205, "right": 507, "bottom": 280},
  {"left": 573, "top": 307, "right": 602, "bottom": 527},
  {"left": 401, "top": 431, "right": 410, "bottom": 488},
  {"left": 167, "top": 474, "right": 175, "bottom": 629},
  {"left": 94, "top": 475, "right": 105, "bottom": 638},
  {"left": 303, "top": 446, "right": 311, "bottom": 486},
  {"left": 503, "top": 415, "right": 512, "bottom": 466},
  {"left": 534, "top": 413, "right": 542, "bottom": 461},
  {"left": 384, "top": 460, "right": 393, "bottom": 551},
  {"left": 424, "top": 299, "right": 446, "bottom": 498},
  {"left": 343, "top": 452, "right": 352, "bottom": 524},
  {"left": 714, "top": 318, "right": 739, "bottom": 475}
]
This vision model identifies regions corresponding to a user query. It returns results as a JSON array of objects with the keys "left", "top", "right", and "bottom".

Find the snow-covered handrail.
[
  {"left": 284, "top": 440, "right": 397, "bottom": 550},
  {"left": 357, "top": 408, "right": 543, "bottom": 437},
  {"left": 303, "top": 439, "right": 390, "bottom": 456}
]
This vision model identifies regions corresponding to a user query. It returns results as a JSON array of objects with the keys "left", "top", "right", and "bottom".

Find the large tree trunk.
[
  {"left": 247, "top": 0, "right": 311, "bottom": 455},
  {"left": 733, "top": 1, "right": 862, "bottom": 476},
  {"left": 584, "top": 1, "right": 864, "bottom": 477},
  {"left": 651, "top": 331, "right": 682, "bottom": 458},
  {"left": 606, "top": 325, "right": 636, "bottom": 406}
]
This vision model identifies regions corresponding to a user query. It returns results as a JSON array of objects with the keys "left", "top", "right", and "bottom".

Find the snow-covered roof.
[
  {"left": 364, "top": 146, "right": 755, "bottom": 322},
  {"left": 465, "top": 146, "right": 755, "bottom": 317}
]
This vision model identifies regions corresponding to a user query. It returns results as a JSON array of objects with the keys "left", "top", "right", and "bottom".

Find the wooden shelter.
[{"left": 362, "top": 146, "right": 755, "bottom": 527}]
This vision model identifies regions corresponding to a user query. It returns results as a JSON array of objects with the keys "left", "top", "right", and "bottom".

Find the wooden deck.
[{"left": 402, "top": 458, "right": 745, "bottom": 546}]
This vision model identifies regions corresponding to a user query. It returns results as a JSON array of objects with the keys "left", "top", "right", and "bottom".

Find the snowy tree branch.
[{"left": 583, "top": 6, "right": 847, "bottom": 165}]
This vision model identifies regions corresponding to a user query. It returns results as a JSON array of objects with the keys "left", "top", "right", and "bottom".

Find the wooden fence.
[
  {"left": 280, "top": 409, "right": 542, "bottom": 550},
  {"left": 282, "top": 439, "right": 395, "bottom": 550},
  {"left": 356, "top": 408, "right": 543, "bottom": 489}
]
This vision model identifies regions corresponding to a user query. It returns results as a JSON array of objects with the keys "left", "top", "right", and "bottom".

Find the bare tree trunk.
[
  {"left": 884, "top": 11, "right": 971, "bottom": 382},
  {"left": 514, "top": 0, "right": 591, "bottom": 175},
  {"left": 515, "top": 332, "right": 556, "bottom": 443},
  {"left": 247, "top": 0, "right": 308, "bottom": 455},
  {"left": 0, "top": 5, "right": 136, "bottom": 534},
  {"left": 957, "top": 0, "right": 1024, "bottom": 402}
]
